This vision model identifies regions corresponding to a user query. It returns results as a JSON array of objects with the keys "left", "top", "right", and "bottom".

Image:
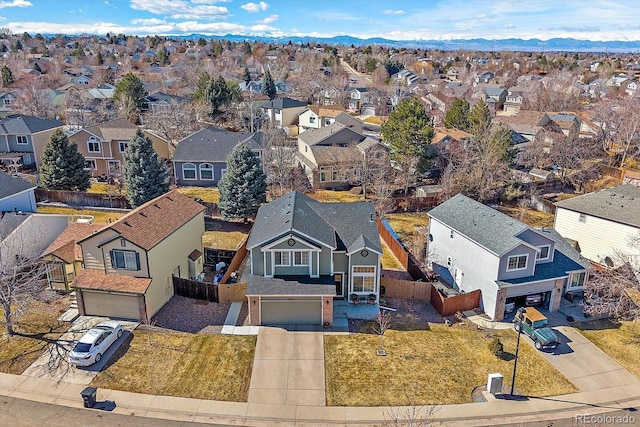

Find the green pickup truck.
[{"left": 513, "top": 307, "right": 561, "bottom": 350}]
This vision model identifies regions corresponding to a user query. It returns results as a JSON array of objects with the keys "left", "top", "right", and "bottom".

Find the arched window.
[
  {"left": 182, "top": 163, "right": 196, "bottom": 180},
  {"left": 199, "top": 163, "right": 213, "bottom": 180}
]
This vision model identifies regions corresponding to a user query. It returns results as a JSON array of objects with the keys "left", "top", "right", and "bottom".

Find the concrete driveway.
[
  {"left": 21, "top": 316, "right": 138, "bottom": 385},
  {"left": 248, "top": 327, "right": 325, "bottom": 407}
]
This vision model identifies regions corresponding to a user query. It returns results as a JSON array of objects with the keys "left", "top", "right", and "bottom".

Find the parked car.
[
  {"left": 68, "top": 321, "right": 123, "bottom": 366},
  {"left": 525, "top": 293, "right": 543, "bottom": 306},
  {"left": 513, "top": 307, "right": 560, "bottom": 350}
]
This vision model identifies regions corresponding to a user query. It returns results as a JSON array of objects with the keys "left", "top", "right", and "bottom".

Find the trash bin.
[{"left": 81, "top": 386, "right": 97, "bottom": 408}]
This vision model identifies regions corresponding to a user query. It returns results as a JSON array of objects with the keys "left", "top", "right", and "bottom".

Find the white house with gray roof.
[
  {"left": 245, "top": 191, "right": 382, "bottom": 326},
  {"left": 0, "top": 170, "right": 36, "bottom": 212},
  {"left": 554, "top": 184, "right": 640, "bottom": 268},
  {"left": 428, "top": 194, "right": 591, "bottom": 320}
]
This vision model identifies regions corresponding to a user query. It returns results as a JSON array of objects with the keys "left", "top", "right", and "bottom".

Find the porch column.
[
  {"left": 494, "top": 287, "right": 508, "bottom": 321},
  {"left": 322, "top": 296, "right": 333, "bottom": 325},
  {"left": 550, "top": 279, "right": 564, "bottom": 312}
]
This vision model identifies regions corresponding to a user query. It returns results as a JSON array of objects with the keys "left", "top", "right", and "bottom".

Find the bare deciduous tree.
[
  {"left": 142, "top": 101, "right": 204, "bottom": 146},
  {"left": 11, "top": 80, "right": 53, "bottom": 119}
]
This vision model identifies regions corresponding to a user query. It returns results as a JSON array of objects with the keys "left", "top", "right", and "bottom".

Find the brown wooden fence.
[
  {"left": 172, "top": 276, "right": 219, "bottom": 302},
  {"left": 220, "top": 238, "right": 248, "bottom": 285},
  {"left": 219, "top": 282, "right": 247, "bottom": 303},
  {"left": 377, "top": 218, "right": 408, "bottom": 269},
  {"left": 600, "top": 165, "right": 625, "bottom": 181},
  {"left": 380, "top": 276, "right": 431, "bottom": 302},
  {"left": 430, "top": 287, "right": 481, "bottom": 317},
  {"left": 35, "top": 189, "right": 131, "bottom": 209}
]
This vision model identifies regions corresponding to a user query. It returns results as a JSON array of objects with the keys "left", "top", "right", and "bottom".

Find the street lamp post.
[{"left": 510, "top": 307, "right": 526, "bottom": 395}]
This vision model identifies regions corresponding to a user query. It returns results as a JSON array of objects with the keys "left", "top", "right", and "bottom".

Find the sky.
[{"left": 1, "top": 0, "right": 640, "bottom": 42}]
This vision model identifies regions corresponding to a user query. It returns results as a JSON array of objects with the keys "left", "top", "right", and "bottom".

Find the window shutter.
[
  {"left": 135, "top": 253, "right": 141, "bottom": 271},
  {"left": 109, "top": 250, "right": 114, "bottom": 267}
]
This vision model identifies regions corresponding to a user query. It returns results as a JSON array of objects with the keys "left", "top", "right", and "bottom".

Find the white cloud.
[
  {"left": 0, "top": 0, "right": 32, "bottom": 9},
  {"left": 129, "top": 0, "right": 229, "bottom": 19},
  {"left": 241, "top": 2, "right": 268, "bottom": 13},
  {"left": 131, "top": 18, "right": 167, "bottom": 25},
  {"left": 260, "top": 14, "right": 278, "bottom": 24},
  {"left": 381, "top": 9, "right": 405, "bottom": 15}
]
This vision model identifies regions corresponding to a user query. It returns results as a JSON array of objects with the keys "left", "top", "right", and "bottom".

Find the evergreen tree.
[
  {"left": 381, "top": 97, "right": 434, "bottom": 195},
  {"left": 96, "top": 50, "right": 104, "bottom": 65},
  {"left": 1, "top": 65, "right": 14, "bottom": 87},
  {"left": 443, "top": 98, "right": 470, "bottom": 131},
  {"left": 40, "top": 129, "right": 91, "bottom": 191},
  {"left": 158, "top": 47, "right": 170, "bottom": 66},
  {"left": 205, "top": 76, "right": 231, "bottom": 115},
  {"left": 218, "top": 145, "right": 267, "bottom": 222},
  {"left": 243, "top": 66, "right": 251, "bottom": 85},
  {"left": 114, "top": 72, "right": 147, "bottom": 110},
  {"left": 468, "top": 99, "right": 491, "bottom": 138},
  {"left": 261, "top": 70, "right": 277, "bottom": 100},
  {"left": 192, "top": 72, "right": 211, "bottom": 101},
  {"left": 124, "top": 130, "right": 169, "bottom": 208}
]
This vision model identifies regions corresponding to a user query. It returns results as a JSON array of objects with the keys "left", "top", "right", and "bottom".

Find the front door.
[{"left": 334, "top": 273, "right": 344, "bottom": 299}]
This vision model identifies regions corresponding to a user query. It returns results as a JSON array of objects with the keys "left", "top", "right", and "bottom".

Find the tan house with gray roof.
[{"left": 72, "top": 190, "right": 205, "bottom": 322}]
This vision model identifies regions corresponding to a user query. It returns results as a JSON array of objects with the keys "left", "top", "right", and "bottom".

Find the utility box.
[{"left": 487, "top": 373, "right": 503, "bottom": 395}]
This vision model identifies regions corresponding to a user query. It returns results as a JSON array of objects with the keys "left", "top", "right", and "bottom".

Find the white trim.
[
  {"left": 0, "top": 186, "right": 36, "bottom": 202},
  {"left": 504, "top": 275, "right": 568, "bottom": 287},
  {"left": 182, "top": 162, "right": 197, "bottom": 180},
  {"left": 346, "top": 245, "right": 382, "bottom": 256},
  {"left": 249, "top": 230, "right": 334, "bottom": 251},
  {"left": 506, "top": 254, "right": 529, "bottom": 272},
  {"left": 118, "top": 140, "right": 128, "bottom": 153},
  {"left": 107, "top": 160, "right": 121, "bottom": 176},
  {"left": 350, "top": 264, "right": 377, "bottom": 294},
  {"left": 261, "top": 234, "right": 321, "bottom": 251},
  {"left": 87, "top": 137, "right": 101, "bottom": 153},
  {"left": 199, "top": 163, "right": 214, "bottom": 180},
  {"left": 16, "top": 135, "right": 28, "bottom": 145},
  {"left": 536, "top": 244, "right": 551, "bottom": 261},
  {"left": 273, "top": 250, "right": 291, "bottom": 266},
  {"left": 84, "top": 159, "right": 97, "bottom": 170}
]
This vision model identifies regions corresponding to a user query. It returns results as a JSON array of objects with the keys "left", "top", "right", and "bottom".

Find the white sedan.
[{"left": 68, "top": 321, "right": 123, "bottom": 367}]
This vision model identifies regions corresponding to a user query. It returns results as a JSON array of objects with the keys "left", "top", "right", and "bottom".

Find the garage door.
[
  {"left": 83, "top": 291, "right": 141, "bottom": 320},
  {"left": 261, "top": 298, "right": 322, "bottom": 325}
]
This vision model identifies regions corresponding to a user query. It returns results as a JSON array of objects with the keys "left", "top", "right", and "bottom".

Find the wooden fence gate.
[{"left": 172, "top": 276, "right": 219, "bottom": 302}]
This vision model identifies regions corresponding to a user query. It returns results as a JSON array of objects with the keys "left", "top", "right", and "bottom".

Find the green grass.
[
  {"left": 574, "top": 320, "right": 640, "bottom": 380},
  {"left": 37, "top": 206, "right": 122, "bottom": 224},
  {"left": 176, "top": 187, "right": 220, "bottom": 203},
  {"left": 0, "top": 299, "right": 71, "bottom": 375},
  {"left": 91, "top": 330, "right": 256, "bottom": 401},
  {"left": 325, "top": 325, "right": 577, "bottom": 406}
]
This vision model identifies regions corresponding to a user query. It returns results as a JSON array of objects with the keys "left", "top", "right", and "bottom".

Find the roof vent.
[
  {"left": 139, "top": 212, "right": 147, "bottom": 217},
  {"left": 123, "top": 221, "right": 132, "bottom": 227},
  {"left": 154, "top": 203, "right": 160, "bottom": 208},
  {"left": 166, "top": 196, "right": 173, "bottom": 201}
]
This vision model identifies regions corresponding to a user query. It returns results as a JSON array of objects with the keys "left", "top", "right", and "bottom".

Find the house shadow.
[{"left": 93, "top": 400, "right": 117, "bottom": 411}]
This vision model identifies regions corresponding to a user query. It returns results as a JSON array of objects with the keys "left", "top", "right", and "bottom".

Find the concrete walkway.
[
  {"left": 248, "top": 327, "right": 325, "bottom": 407},
  {"left": 221, "top": 302, "right": 259, "bottom": 335}
]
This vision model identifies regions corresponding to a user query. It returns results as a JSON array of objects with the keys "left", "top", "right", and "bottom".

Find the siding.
[
  {"left": 81, "top": 229, "right": 120, "bottom": 271},
  {"left": 554, "top": 207, "right": 640, "bottom": 266},
  {"left": 0, "top": 190, "right": 36, "bottom": 212},
  {"left": 516, "top": 229, "right": 555, "bottom": 264},
  {"left": 497, "top": 245, "right": 538, "bottom": 281},
  {"left": 173, "top": 161, "right": 226, "bottom": 187},
  {"left": 102, "top": 239, "right": 149, "bottom": 277},
  {"left": 427, "top": 217, "right": 501, "bottom": 319},
  {"left": 333, "top": 252, "right": 349, "bottom": 286}
]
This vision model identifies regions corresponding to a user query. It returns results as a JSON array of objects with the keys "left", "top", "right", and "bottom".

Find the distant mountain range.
[{"left": 179, "top": 34, "right": 640, "bottom": 53}]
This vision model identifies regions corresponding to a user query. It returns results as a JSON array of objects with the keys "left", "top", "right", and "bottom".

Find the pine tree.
[
  {"left": 218, "top": 145, "right": 267, "bottom": 222},
  {"left": 192, "top": 72, "right": 211, "bottom": 101},
  {"left": 123, "top": 130, "right": 169, "bottom": 207},
  {"left": 114, "top": 72, "right": 147, "bottom": 110},
  {"left": 40, "top": 129, "right": 91, "bottom": 191},
  {"left": 443, "top": 98, "right": 470, "bottom": 131},
  {"left": 205, "top": 76, "right": 231, "bottom": 115},
  {"left": 261, "top": 70, "right": 277, "bottom": 100},
  {"left": 1, "top": 65, "right": 13, "bottom": 87},
  {"left": 243, "top": 67, "right": 251, "bottom": 85},
  {"left": 468, "top": 99, "right": 491, "bottom": 138},
  {"left": 96, "top": 50, "right": 104, "bottom": 65}
]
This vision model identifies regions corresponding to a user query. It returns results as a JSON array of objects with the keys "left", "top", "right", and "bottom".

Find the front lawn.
[
  {"left": 0, "top": 298, "right": 71, "bottom": 374},
  {"left": 37, "top": 206, "right": 123, "bottom": 224},
  {"left": 325, "top": 325, "right": 577, "bottom": 406},
  {"left": 91, "top": 329, "right": 256, "bottom": 402},
  {"left": 574, "top": 320, "right": 640, "bottom": 380},
  {"left": 176, "top": 187, "right": 220, "bottom": 203}
]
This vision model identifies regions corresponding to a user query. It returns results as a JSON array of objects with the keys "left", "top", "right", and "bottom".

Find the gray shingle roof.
[
  {"left": 428, "top": 194, "right": 529, "bottom": 256},
  {"left": 262, "top": 97, "right": 306, "bottom": 109},
  {"left": 173, "top": 127, "right": 264, "bottom": 162},
  {"left": 298, "top": 122, "right": 364, "bottom": 146},
  {"left": 247, "top": 191, "right": 381, "bottom": 254},
  {"left": 0, "top": 114, "right": 62, "bottom": 135},
  {"left": 555, "top": 184, "right": 640, "bottom": 228},
  {"left": 0, "top": 171, "right": 35, "bottom": 201},
  {"left": 0, "top": 212, "right": 30, "bottom": 241},
  {"left": 246, "top": 275, "right": 336, "bottom": 296}
]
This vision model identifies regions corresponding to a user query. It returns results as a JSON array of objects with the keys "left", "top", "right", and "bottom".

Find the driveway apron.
[{"left": 248, "top": 327, "right": 325, "bottom": 406}]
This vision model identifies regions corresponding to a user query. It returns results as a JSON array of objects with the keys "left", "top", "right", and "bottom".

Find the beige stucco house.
[{"left": 72, "top": 190, "right": 205, "bottom": 322}]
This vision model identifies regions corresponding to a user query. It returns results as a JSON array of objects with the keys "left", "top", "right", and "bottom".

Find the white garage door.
[
  {"left": 261, "top": 298, "right": 322, "bottom": 325},
  {"left": 83, "top": 291, "right": 141, "bottom": 320}
]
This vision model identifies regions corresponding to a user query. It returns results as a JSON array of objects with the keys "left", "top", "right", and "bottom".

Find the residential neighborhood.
[{"left": 1, "top": 8, "right": 640, "bottom": 426}]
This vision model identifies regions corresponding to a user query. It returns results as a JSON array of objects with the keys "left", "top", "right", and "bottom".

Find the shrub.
[{"left": 488, "top": 337, "right": 504, "bottom": 359}]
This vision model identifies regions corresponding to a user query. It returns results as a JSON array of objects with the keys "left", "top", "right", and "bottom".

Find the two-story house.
[
  {"left": 297, "top": 105, "right": 346, "bottom": 134},
  {"left": 261, "top": 97, "right": 307, "bottom": 131},
  {"left": 72, "top": 190, "right": 205, "bottom": 323},
  {"left": 554, "top": 184, "right": 640, "bottom": 268},
  {"left": 427, "top": 194, "right": 591, "bottom": 321},
  {"left": 60, "top": 118, "right": 170, "bottom": 178},
  {"left": 347, "top": 88, "right": 370, "bottom": 113},
  {"left": 172, "top": 127, "right": 265, "bottom": 187},
  {"left": 245, "top": 191, "right": 382, "bottom": 326},
  {"left": 0, "top": 114, "right": 63, "bottom": 171}
]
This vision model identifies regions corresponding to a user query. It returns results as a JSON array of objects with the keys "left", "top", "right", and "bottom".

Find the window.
[
  {"left": 220, "top": 168, "right": 227, "bottom": 178},
  {"left": 507, "top": 255, "right": 528, "bottom": 271},
  {"left": 319, "top": 167, "right": 330, "bottom": 182},
  {"left": 87, "top": 137, "right": 100, "bottom": 153},
  {"left": 16, "top": 135, "right": 28, "bottom": 145},
  {"left": 274, "top": 251, "right": 290, "bottom": 266},
  {"left": 199, "top": 163, "right": 213, "bottom": 180},
  {"left": 182, "top": 163, "right": 196, "bottom": 180},
  {"left": 569, "top": 271, "right": 586, "bottom": 289},
  {"left": 84, "top": 160, "right": 97, "bottom": 170},
  {"left": 47, "top": 263, "right": 65, "bottom": 282},
  {"left": 324, "top": 118, "right": 332, "bottom": 126},
  {"left": 111, "top": 250, "right": 140, "bottom": 271},
  {"left": 578, "top": 213, "right": 586, "bottom": 223},
  {"left": 352, "top": 266, "right": 375, "bottom": 293},
  {"left": 309, "top": 116, "right": 316, "bottom": 124},
  {"left": 293, "top": 251, "right": 309, "bottom": 266},
  {"left": 536, "top": 245, "right": 551, "bottom": 260},
  {"left": 118, "top": 141, "right": 128, "bottom": 153}
]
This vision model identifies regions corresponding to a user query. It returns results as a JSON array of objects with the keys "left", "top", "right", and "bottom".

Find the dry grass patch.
[
  {"left": 91, "top": 330, "right": 256, "bottom": 401},
  {"left": 384, "top": 212, "right": 430, "bottom": 244},
  {"left": 307, "top": 190, "right": 364, "bottom": 203},
  {"left": 496, "top": 206, "right": 554, "bottom": 229},
  {"left": 176, "top": 187, "right": 220, "bottom": 203},
  {"left": 325, "top": 325, "right": 577, "bottom": 406},
  {"left": 202, "top": 231, "right": 247, "bottom": 250},
  {"left": 381, "top": 241, "right": 403, "bottom": 270},
  {"left": 0, "top": 298, "right": 71, "bottom": 374},
  {"left": 37, "top": 206, "right": 123, "bottom": 224},
  {"left": 87, "top": 183, "right": 126, "bottom": 195},
  {"left": 364, "top": 116, "right": 385, "bottom": 124},
  {"left": 575, "top": 320, "right": 640, "bottom": 380}
]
